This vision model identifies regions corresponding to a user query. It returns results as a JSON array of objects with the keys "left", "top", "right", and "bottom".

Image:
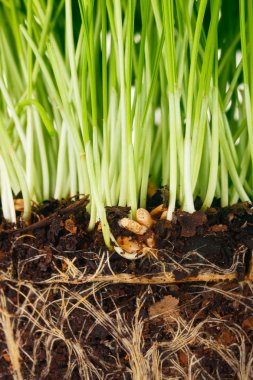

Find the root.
[
  {"left": 0, "top": 289, "right": 23, "bottom": 380},
  {"left": 0, "top": 280, "right": 252, "bottom": 379}
]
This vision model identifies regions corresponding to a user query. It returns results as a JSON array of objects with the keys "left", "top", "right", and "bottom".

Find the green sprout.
[{"left": 0, "top": 0, "right": 252, "bottom": 252}]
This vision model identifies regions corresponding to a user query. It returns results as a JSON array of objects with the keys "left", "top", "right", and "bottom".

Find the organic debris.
[
  {"left": 176, "top": 210, "right": 207, "bottom": 237},
  {"left": 242, "top": 316, "right": 253, "bottom": 331},
  {"left": 148, "top": 295, "right": 179, "bottom": 323}
]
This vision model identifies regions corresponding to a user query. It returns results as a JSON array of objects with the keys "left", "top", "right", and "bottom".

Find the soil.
[{"left": 0, "top": 197, "right": 253, "bottom": 379}]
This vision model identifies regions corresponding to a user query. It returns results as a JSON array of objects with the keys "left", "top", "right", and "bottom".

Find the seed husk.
[
  {"left": 160, "top": 210, "right": 168, "bottom": 220},
  {"left": 146, "top": 233, "right": 156, "bottom": 248},
  {"left": 147, "top": 181, "right": 157, "bottom": 197},
  {"left": 14, "top": 199, "right": 24, "bottom": 211},
  {"left": 150, "top": 204, "right": 167, "bottom": 217},
  {"left": 118, "top": 218, "right": 148, "bottom": 235},
  {"left": 116, "top": 236, "right": 142, "bottom": 253},
  {"left": 136, "top": 208, "right": 154, "bottom": 228}
]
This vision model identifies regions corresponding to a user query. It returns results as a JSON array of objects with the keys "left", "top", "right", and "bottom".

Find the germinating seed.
[{"left": 118, "top": 218, "right": 148, "bottom": 235}]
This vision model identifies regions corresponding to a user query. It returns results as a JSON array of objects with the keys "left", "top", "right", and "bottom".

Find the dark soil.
[
  {"left": 0, "top": 198, "right": 253, "bottom": 379},
  {"left": 1, "top": 198, "right": 253, "bottom": 282},
  {"left": 0, "top": 280, "right": 253, "bottom": 379}
]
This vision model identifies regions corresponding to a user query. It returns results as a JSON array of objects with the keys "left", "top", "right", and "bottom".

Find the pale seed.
[
  {"left": 118, "top": 218, "right": 148, "bottom": 235},
  {"left": 116, "top": 236, "right": 141, "bottom": 253},
  {"left": 136, "top": 208, "right": 154, "bottom": 228},
  {"left": 150, "top": 204, "right": 167, "bottom": 216},
  {"left": 160, "top": 210, "right": 167, "bottom": 220},
  {"left": 14, "top": 199, "right": 24, "bottom": 211},
  {"left": 146, "top": 233, "right": 156, "bottom": 248}
]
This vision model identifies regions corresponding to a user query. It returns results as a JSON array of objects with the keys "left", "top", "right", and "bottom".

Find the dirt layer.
[
  {"left": 0, "top": 280, "right": 253, "bottom": 379},
  {"left": 0, "top": 198, "right": 253, "bottom": 282},
  {"left": 0, "top": 198, "right": 253, "bottom": 379}
]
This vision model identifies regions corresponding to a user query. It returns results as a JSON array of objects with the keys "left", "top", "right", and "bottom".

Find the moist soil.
[{"left": 0, "top": 196, "right": 253, "bottom": 379}]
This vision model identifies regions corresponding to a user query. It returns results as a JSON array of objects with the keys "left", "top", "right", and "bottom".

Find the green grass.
[{"left": 0, "top": 0, "right": 252, "bottom": 249}]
